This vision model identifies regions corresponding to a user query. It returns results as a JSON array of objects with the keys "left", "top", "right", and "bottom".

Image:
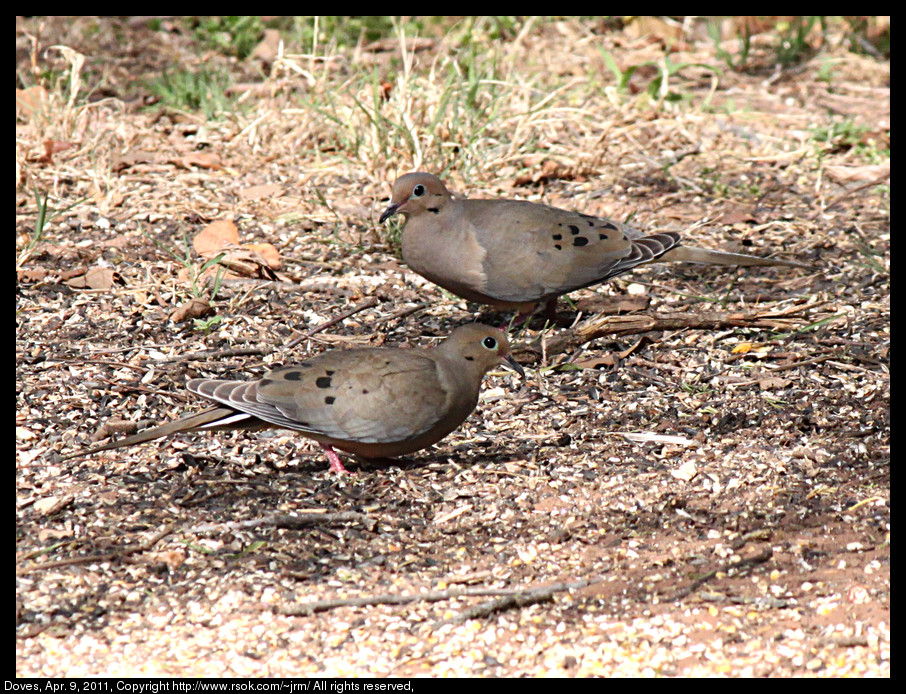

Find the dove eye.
[
  {"left": 482, "top": 336, "right": 498, "bottom": 350},
  {"left": 412, "top": 184, "right": 426, "bottom": 197}
]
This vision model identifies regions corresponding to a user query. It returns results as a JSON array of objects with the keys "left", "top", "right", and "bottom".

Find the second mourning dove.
[
  {"left": 379, "top": 173, "right": 809, "bottom": 315},
  {"left": 64, "top": 324, "right": 524, "bottom": 473}
]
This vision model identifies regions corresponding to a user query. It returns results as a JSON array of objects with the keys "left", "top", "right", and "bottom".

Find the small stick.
[{"left": 287, "top": 297, "right": 380, "bottom": 348}]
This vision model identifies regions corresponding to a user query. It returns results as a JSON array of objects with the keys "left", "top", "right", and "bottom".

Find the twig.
[
  {"left": 812, "top": 172, "right": 891, "bottom": 219},
  {"left": 513, "top": 306, "right": 826, "bottom": 364},
  {"left": 287, "top": 297, "right": 381, "bottom": 348},
  {"left": 17, "top": 524, "right": 176, "bottom": 575},
  {"left": 185, "top": 511, "right": 376, "bottom": 534},
  {"left": 669, "top": 546, "right": 773, "bottom": 601},
  {"left": 277, "top": 575, "right": 606, "bottom": 620},
  {"left": 154, "top": 346, "right": 273, "bottom": 364},
  {"left": 433, "top": 577, "right": 600, "bottom": 627}
]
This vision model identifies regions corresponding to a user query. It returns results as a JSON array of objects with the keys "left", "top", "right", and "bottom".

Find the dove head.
[
  {"left": 438, "top": 324, "right": 525, "bottom": 381},
  {"left": 379, "top": 172, "right": 453, "bottom": 224}
]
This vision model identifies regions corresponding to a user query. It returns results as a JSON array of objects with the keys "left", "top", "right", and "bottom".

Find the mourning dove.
[
  {"left": 379, "top": 172, "right": 809, "bottom": 315},
  {"left": 64, "top": 324, "right": 524, "bottom": 473}
]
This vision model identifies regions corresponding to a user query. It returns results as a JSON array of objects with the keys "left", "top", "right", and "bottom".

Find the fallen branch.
[
  {"left": 287, "top": 297, "right": 380, "bottom": 348},
  {"left": 514, "top": 304, "right": 830, "bottom": 364},
  {"left": 185, "top": 511, "right": 376, "bottom": 534},
  {"left": 155, "top": 345, "right": 272, "bottom": 364},
  {"left": 278, "top": 575, "right": 606, "bottom": 620},
  {"left": 17, "top": 524, "right": 176, "bottom": 575},
  {"left": 669, "top": 545, "right": 773, "bottom": 601},
  {"left": 433, "top": 577, "right": 600, "bottom": 627}
]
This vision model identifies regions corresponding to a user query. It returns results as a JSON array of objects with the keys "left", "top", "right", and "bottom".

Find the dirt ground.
[{"left": 16, "top": 17, "right": 889, "bottom": 677}]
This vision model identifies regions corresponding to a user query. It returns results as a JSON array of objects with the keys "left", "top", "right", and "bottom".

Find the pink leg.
[{"left": 320, "top": 444, "right": 350, "bottom": 474}]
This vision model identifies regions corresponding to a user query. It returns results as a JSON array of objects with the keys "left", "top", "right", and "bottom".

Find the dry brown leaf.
[
  {"left": 194, "top": 220, "right": 240, "bottom": 256},
  {"left": 33, "top": 494, "right": 74, "bottom": 517},
  {"left": 362, "top": 37, "right": 433, "bottom": 53},
  {"left": 16, "top": 86, "right": 47, "bottom": 119},
  {"left": 218, "top": 249, "right": 281, "bottom": 279},
  {"left": 623, "top": 16, "right": 685, "bottom": 45},
  {"left": 174, "top": 152, "right": 222, "bottom": 170},
  {"left": 17, "top": 268, "right": 49, "bottom": 283},
  {"left": 759, "top": 376, "right": 792, "bottom": 390},
  {"left": 38, "top": 139, "right": 74, "bottom": 164},
  {"left": 64, "top": 267, "right": 117, "bottom": 290},
  {"left": 824, "top": 162, "right": 890, "bottom": 185},
  {"left": 572, "top": 354, "right": 616, "bottom": 369},
  {"left": 670, "top": 460, "right": 698, "bottom": 482},
  {"left": 90, "top": 419, "right": 140, "bottom": 442},
  {"left": 573, "top": 337, "right": 648, "bottom": 369},
  {"left": 242, "top": 242, "right": 281, "bottom": 270},
  {"left": 732, "top": 342, "right": 773, "bottom": 357},
  {"left": 112, "top": 150, "right": 160, "bottom": 172},
  {"left": 170, "top": 297, "right": 214, "bottom": 323},
  {"left": 240, "top": 183, "right": 283, "bottom": 201},
  {"left": 718, "top": 207, "right": 760, "bottom": 225},
  {"left": 251, "top": 28, "right": 282, "bottom": 63}
]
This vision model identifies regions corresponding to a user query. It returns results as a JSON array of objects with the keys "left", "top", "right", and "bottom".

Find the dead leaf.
[
  {"left": 16, "top": 86, "right": 47, "bottom": 119},
  {"left": 242, "top": 242, "right": 281, "bottom": 270},
  {"left": 218, "top": 248, "right": 282, "bottom": 279},
  {"left": 16, "top": 427, "right": 37, "bottom": 441},
  {"left": 513, "top": 159, "right": 585, "bottom": 187},
  {"left": 64, "top": 267, "right": 118, "bottom": 290},
  {"left": 17, "top": 268, "right": 49, "bottom": 283},
  {"left": 718, "top": 207, "right": 760, "bottom": 225},
  {"left": 33, "top": 494, "right": 74, "bottom": 517},
  {"left": 670, "top": 460, "right": 698, "bottom": 482},
  {"left": 91, "top": 418, "right": 140, "bottom": 443},
  {"left": 573, "top": 354, "right": 616, "bottom": 369},
  {"left": 251, "top": 28, "right": 282, "bottom": 63},
  {"left": 824, "top": 162, "right": 890, "bottom": 185},
  {"left": 37, "top": 139, "right": 74, "bottom": 164},
  {"left": 239, "top": 183, "right": 283, "bottom": 201},
  {"left": 624, "top": 16, "right": 684, "bottom": 43},
  {"left": 572, "top": 337, "right": 648, "bottom": 369},
  {"left": 362, "top": 37, "right": 434, "bottom": 53},
  {"left": 170, "top": 297, "right": 214, "bottom": 323},
  {"left": 621, "top": 432, "right": 697, "bottom": 446},
  {"left": 174, "top": 152, "right": 222, "bottom": 170},
  {"left": 37, "top": 527, "right": 73, "bottom": 543},
  {"left": 102, "top": 235, "right": 131, "bottom": 250},
  {"left": 758, "top": 376, "right": 792, "bottom": 390},
  {"left": 112, "top": 150, "right": 160, "bottom": 172},
  {"left": 194, "top": 220, "right": 240, "bottom": 256},
  {"left": 731, "top": 342, "right": 773, "bottom": 356}
]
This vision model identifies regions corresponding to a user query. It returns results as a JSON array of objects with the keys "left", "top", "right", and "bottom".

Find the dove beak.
[
  {"left": 503, "top": 354, "right": 525, "bottom": 379},
  {"left": 379, "top": 201, "right": 402, "bottom": 224}
]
